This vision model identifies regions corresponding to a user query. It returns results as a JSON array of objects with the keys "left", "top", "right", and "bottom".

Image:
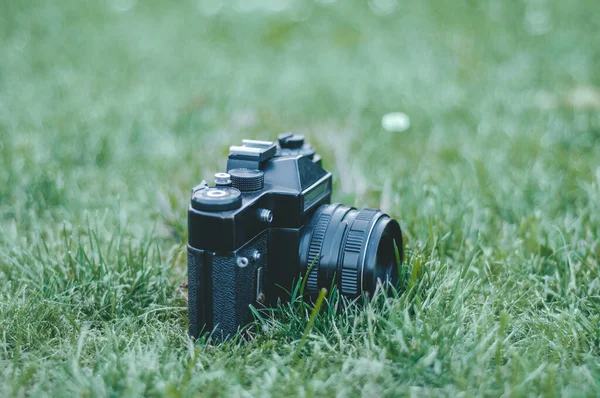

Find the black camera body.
[{"left": 187, "top": 134, "right": 403, "bottom": 338}]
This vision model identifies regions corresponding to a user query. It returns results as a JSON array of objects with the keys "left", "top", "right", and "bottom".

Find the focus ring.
[
  {"left": 340, "top": 209, "right": 380, "bottom": 296},
  {"left": 306, "top": 212, "right": 331, "bottom": 294},
  {"left": 340, "top": 230, "right": 362, "bottom": 295},
  {"left": 299, "top": 204, "right": 402, "bottom": 299}
]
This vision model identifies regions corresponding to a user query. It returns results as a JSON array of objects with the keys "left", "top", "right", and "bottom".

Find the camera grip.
[
  {"left": 212, "top": 231, "right": 268, "bottom": 337},
  {"left": 188, "top": 231, "right": 268, "bottom": 338},
  {"left": 187, "top": 246, "right": 207, "bottom": 338}
]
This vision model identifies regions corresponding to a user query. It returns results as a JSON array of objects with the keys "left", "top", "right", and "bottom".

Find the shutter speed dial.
[{"left": 228, "top": 168, "right": 264, "bottom": 191}]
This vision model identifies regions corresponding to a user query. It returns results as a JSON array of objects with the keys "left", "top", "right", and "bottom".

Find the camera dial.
[
  {"left": 228, "top": 168, "right": 264, "bottom": 191},
  {"left": 191, "top": 186, "right": 242, "bottom": 212},
  {"left": 276, "top": 133, "right": 318, "bottom": 161},
  {"left": 278, "top": 133, "right": 305, "bottom": 149},
  {"left": 214, "top": 172, "right": 232, "bottom": 186}
]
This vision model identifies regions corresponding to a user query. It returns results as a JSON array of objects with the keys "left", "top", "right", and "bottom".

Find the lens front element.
[{"left": 299, "top": 204, "right": 403, "bottom": 297}]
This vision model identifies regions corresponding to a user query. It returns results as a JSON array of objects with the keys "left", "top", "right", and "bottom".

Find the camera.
[{"left": 187, "top": 134, "right": 403, "bottom": 338}]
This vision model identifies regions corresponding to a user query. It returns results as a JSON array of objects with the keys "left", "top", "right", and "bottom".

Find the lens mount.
[{"left": 299, "top": 204, "right": 403, "bottom": 297}]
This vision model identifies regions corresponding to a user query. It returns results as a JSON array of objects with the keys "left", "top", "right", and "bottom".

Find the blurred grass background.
[{"left": 1, "top": 0, "right": 600, "bottom": 396}]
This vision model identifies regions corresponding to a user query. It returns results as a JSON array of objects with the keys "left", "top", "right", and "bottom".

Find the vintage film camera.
[{"left": 187, "top": 134, "right": 403, "bottom": 338}]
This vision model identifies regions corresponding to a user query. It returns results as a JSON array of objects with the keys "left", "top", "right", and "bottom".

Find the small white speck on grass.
[
  {"left": 382, "top": 112, "right": 410, "bottom": 132},
  {"left": 368, "top": 0, "right": 397, "bottom": 15},
  {"left": 566, "top": 85, "right": 600, "bottom": 110},
  {"left": 108, "top": 0, "right": 137, "bottom": 13}
]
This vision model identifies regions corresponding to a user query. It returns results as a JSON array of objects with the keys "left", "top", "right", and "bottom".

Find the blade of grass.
[{"left": 295, "top": 287, "right": 327, "bottom": 359}]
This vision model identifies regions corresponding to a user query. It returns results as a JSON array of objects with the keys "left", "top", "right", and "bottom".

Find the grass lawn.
[{"left": 2, "top": 0, "right": 600, "bottom": 396}]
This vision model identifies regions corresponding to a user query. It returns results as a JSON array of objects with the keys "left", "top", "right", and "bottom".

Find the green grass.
[{"left": 1, "top": 0, "right": 600, "bottom": 396}]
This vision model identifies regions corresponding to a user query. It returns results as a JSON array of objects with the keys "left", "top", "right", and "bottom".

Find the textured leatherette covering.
[
  {"left": 212, "top": 231, "right": 268, "bottom": 337},
  {"left": 187, "top": 246, "right": 206, "bottom": 338},
  {"left": 188, "top": 231, "right": 268, "bottom": 338}
]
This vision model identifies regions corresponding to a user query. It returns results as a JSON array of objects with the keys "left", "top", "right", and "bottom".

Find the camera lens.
[{"left": 299, "top": 204, "right": 403, "bottom": 297}]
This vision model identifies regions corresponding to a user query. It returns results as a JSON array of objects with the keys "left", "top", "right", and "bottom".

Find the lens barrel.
[{"left": 299, "top": 204, "right": 403, "bottom": 297}]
